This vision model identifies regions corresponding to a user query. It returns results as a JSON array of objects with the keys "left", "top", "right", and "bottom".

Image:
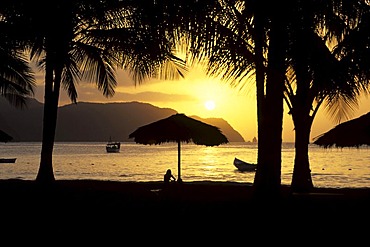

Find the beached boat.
[
  {"left": 0, "top": 158, "right": 16, "bottom": 163},
  {"left": 106, "top": 141, "right": 120, "bottom": 153},
  {"left": 233, "top": 157, "right": 256, "bottom": 172}
]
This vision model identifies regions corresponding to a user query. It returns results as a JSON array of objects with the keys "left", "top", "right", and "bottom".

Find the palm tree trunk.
[
  {"left": 254, "top": 16, "right": 286, "bottom": 197},
  {"left": 289, "top": 56, "right": 315, "bottom": 192},
  {"left": 253, "top": 10, "right": 268, "bottom": 190},
  {"left": 291, "top": 112, "right": 314, "bottom": 192},
  {"left": 36, "top": 53, "right": 62, "bottom": 184}
]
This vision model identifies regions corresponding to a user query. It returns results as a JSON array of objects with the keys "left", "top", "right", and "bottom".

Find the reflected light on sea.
[{"left": 0, "top": 142, "right": 370, "bottom": 188}]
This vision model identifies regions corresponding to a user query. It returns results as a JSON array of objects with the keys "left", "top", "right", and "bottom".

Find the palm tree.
[
  {"left": 181, "top": 0, "right": 288, "bottom": 195},
  {"left": 2, "top": 0, "right": 187, "bottom": 184},
  {"left": 284, "top": 1, "right": 370, "bottom": 192},
  {"left": 180, "top": 0, "right": 370, "bottom": 194}
]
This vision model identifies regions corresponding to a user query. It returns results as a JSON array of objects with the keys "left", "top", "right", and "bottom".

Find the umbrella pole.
[{"left": 177, "top": 141, "right": 182, "bottom": 183}]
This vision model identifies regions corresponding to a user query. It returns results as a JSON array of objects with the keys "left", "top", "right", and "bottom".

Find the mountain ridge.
[{"left": 0, "top": 98, "right": 245, "bottom": 142}]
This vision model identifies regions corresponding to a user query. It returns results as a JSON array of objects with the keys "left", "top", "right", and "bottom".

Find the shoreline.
[
  {"left": 1, "top": 179, "right": 369, "bottom": 241},
  {"left": 1, "top": 178, "right": 370, "bottom": 204},
  {"left": 2, "top": 141, "right": 369, "bottom": 188}
]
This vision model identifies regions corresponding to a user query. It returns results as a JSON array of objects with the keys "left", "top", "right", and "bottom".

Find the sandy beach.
[{"left": 0, "top": 179, "right": 369, "bottom": 243}]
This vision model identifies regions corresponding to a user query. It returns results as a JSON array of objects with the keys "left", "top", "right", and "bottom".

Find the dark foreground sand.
[{"left": 1, "top": 179, "right": 369, "bottom": 243}]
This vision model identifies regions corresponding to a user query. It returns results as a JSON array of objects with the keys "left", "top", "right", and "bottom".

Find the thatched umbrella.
[
  {"left": 129, "top": 113, "right": 229, "bottom": 182},
  {"left": 0, "top": 130, "right": 13, "bottom": 143},
  {"left": 313, "top": 112, "right": 370, "bottom": 148}
]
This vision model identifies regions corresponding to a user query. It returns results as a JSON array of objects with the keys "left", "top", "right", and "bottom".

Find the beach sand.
[{"left": 0, "top": 179, "right": 369, "bottom": 243}]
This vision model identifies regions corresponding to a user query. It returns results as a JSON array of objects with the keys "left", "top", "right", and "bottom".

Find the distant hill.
[{"left": 0, "top": 98, "right": 245, "bottom": 142}]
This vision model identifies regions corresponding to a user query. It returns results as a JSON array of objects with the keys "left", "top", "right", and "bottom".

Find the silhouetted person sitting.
[{"left": 164, "top": 169, "right": 176, "bottom": 185}]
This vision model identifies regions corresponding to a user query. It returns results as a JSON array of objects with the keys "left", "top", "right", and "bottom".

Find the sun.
[{"left": 204, "top": 100, "right": 216, "bottom": 111}]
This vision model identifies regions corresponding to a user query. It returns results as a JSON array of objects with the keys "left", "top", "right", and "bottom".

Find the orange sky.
[{"left": 33, "top": 63, "right": 370, "bottom": 143}]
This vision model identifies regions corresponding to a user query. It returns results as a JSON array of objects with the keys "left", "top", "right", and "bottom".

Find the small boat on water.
[
  {"left": 233, "top": 157, "right": 256, "bottom": 172},
  {"left": 106, "top": 141, "right": 120, "bottom": 153},
  {"left": 0, "top": 158, "right": 16, "bottom": 163}
]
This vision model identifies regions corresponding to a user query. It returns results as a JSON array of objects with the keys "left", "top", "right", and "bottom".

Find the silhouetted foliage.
[
  {"left": 0, "top": 3, "right": 35, "bottom": 107},
  {"left": 0, "top": 0, "right": 187, "bottom": 183}
]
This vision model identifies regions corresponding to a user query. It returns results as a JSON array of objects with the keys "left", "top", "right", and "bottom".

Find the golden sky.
[{"left": 33, "top": 64, "right": 370, "bottom": 143}]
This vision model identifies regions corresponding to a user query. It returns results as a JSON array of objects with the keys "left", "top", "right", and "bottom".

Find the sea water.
[{"left": 0, "top": 142, "right": 369, "bottom": 188}]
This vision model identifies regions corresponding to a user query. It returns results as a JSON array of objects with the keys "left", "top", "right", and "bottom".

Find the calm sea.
[{"left": 0, "top": 142, "right": 369, "bottom": 188}]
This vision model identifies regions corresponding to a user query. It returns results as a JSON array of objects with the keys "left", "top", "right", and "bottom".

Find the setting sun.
[
  {"left": 204, "top": 100, "right": 215, "bottom": 110},
  {"left": 56, "top": 62, "right": 259, "bottom": 141}
]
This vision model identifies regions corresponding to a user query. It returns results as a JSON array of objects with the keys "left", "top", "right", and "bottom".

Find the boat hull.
[
  {"left": 233, "top": 157, "right": 256, "bottom": 172},
  {"left": 106, "top": 142, "right": 120, "bottom": 153},
  {"left": 0, "top": 158, "right": 16, "bottom": 163}
]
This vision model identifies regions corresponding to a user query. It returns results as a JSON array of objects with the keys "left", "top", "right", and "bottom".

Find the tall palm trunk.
[
  {"left": 291, "top": 110, "right": 314, "bottom": 192},
  {"left": 290, "top": 77, "right": 314, "bottom": 191},
  {"left": 36, "top": 50, "right": 62, "bottom": 184},
  {"left": 254, "top": 16, "right": 286, "bottom": 197},
  {"left": 289, "top": 55, "right": 315, "bottom": 192},
  {"left": 253, "top": 11, "right": 268, "bottom": 191}
]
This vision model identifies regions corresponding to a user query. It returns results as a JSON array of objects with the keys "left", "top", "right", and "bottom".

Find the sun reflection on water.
[{"left": 0, "top": 142, "right": 370, "bottom": 188}]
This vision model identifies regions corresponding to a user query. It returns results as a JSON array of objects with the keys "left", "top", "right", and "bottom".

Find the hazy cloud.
[
  {"left": 35, "top": 84, "right": 195, "bottom": 106},
  {"left": 113, "top": 91, "right": 196, "bottom": 102}
]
